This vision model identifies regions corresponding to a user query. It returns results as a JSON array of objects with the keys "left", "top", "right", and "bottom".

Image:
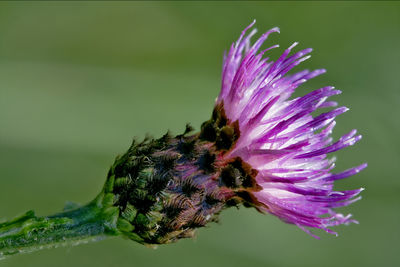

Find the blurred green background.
[{"left": 0, "top": 1, "right": 398, "bottom": 267}]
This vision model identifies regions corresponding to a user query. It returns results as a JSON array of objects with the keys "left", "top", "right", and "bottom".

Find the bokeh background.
[{"left": 0, "top": 1, "right": 398, "bottom": 267}]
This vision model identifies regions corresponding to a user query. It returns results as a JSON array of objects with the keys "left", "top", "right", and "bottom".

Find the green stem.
[{"left": 0, "top": 196, "right": 119, "bottom": 259}]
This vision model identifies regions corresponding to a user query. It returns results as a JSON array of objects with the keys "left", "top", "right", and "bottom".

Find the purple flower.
[
  {"left": 0, "top": 22, "right": 368, "bottom": 259},
  {"left": 211, "top": 21, "right": 366, "bottom": 237}
]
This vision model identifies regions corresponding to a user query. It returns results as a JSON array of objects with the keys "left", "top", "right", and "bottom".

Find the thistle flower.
[{"left": 0, "top": 21, "right": 365, "bottom": 259}]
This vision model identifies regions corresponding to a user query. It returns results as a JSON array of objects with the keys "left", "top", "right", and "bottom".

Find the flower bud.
[{"left": 104, "top": 118, "right": 260, "bottom": 244}]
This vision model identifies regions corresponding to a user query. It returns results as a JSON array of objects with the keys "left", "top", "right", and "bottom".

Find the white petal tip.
[
  {"left": 361, "top": 163, "right": 368, "bottom": 168},
  {"left": 319, "top": 68, "right": 327, "bottom": 73},
  {"left": 289, "top": 42, "right": 299, "bottom": 50}
]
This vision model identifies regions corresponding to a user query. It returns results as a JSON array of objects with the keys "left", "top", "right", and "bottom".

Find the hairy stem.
[{"left": 0, "top": 196, "right": 119, "bottom": 259}]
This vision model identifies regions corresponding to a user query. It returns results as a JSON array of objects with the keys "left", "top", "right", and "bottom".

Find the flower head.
[
  {"left": 100, "top": 22, "right": 367, "bottom": 243},
  {"left": 102, "top": 22, "right": 367, "bottom": 243},
  {"left": 204, "top": 21, "right": 366, "bottom": 237}
]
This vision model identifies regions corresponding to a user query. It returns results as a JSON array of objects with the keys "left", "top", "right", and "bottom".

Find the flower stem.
[{"left": 0, "top": 196, "right": 120, "bottom": 259}]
